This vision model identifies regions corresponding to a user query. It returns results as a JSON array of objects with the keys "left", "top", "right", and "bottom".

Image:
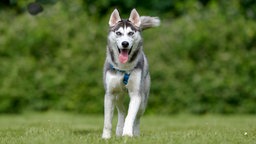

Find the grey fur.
[
  {"left": 102, "top": 9, "right": 160, "bottom": 139},
  {"left": 140, "top": 16, "right": 160, "bottom": 30}
]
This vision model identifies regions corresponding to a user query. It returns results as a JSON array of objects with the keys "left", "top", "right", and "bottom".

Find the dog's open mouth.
[{"left": 118, "top": 47, "right": 132, "bottom": 64}]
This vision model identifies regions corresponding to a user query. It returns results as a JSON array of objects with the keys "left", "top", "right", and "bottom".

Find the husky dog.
[{"left": 102, "top": 9, "right": 160, "bottom": 139}]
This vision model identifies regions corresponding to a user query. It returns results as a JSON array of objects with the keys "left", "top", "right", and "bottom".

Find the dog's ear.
[
  {"left": 109, "top": 9, "right": 121, "bottom": 27},
  {"left": 129, "top": 9, "right": 141, "bottom": 27}
]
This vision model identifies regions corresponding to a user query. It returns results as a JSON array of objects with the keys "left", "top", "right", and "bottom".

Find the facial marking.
[
  {"left": 108, "top": 19, "right": 142, "bottom": 64},
  {"left": 114, "top": 26, "right": 136, "bottom": 49}
]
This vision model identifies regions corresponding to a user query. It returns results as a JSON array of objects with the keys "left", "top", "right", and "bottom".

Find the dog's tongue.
[{"left": 119, "top": 49, "right": 129, "bottom": 64}]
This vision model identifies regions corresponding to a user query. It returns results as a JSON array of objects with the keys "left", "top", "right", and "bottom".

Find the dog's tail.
[{"left": 140, "top": 16, "right": 160, "bottom": 31}]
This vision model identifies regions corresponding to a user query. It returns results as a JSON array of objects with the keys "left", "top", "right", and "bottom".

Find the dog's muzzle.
[
  {"left": 117, "top": 41, "right": 133, "bottom": 55},
  {"left": 117, "top": 46, "right": 133, "bottom": 55}
]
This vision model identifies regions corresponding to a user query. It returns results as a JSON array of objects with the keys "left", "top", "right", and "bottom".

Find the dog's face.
[{"left": 108, "top": 9, "right": 142, "bottom": 64}]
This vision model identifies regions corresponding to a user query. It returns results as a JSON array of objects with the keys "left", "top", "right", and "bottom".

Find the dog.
[{"left": 102, "top": 8, "right": 160, "bottom": 139}]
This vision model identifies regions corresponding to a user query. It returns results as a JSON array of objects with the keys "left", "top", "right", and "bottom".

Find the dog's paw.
[
  {"left": 122, "top": 133, "right": 133, "bottom": 137},
  {"left": 102, "top": 131, "right": 111, "bottom": 139},
  {"left": 122, "top": 124, "right": 134, "bottom": 137},
  {"left": 102, "top": 134, "right": 111, "bottom": 139},
  {"left": 122, "top": 130, "right": 133, "bottom": 137}
]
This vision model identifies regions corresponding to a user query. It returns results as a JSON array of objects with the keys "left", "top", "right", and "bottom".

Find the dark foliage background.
[{"left": 0, "top": 0, "right": 256, "bottom": 114}]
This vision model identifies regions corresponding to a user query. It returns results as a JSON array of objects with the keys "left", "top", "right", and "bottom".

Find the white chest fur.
[{"left": 105, "top": 69, "right": 142, "bottom": 94}]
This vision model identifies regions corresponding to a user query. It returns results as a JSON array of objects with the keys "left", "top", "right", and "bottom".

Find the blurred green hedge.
[
  {"left": 147, "top": 2, "right": 256, "bottom": 114},
  {"left": 0, "top": 1, "right": 256, "bottom": 114}
]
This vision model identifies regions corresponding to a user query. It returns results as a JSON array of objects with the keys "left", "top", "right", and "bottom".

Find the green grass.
[{"left": 0, "top": 112, "right": 255, "bottom": 144}]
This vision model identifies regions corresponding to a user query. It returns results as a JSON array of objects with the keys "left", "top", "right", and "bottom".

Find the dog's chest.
[
  {"left": 106, "top": 72, "right": 125, "bottom": 93},
  {"left": 105, "top": 70, "right": 141, "bottom": 94}
]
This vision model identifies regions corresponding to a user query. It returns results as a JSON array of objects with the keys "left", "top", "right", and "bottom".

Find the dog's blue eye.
[
  {"left": 116, "top": 32, "right": 122, "bottom": 36},
  {"left": 128, "top": 32, "right": 134, "bottom": 36}
]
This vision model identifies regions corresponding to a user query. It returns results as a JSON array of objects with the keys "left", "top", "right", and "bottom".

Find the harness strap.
[
  {"left": 110, "top": 64, "right": 131, "bottom": 85},
  {"left": 123, "top": 73, "right": 130, "bottom": 85}
]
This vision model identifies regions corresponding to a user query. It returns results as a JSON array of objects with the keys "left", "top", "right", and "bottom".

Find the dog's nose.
[{"left": 122, "top": 41, "right": 129, "bottom": 48}]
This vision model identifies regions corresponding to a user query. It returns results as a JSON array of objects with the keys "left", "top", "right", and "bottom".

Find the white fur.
[
  {"left": 102, "top": 69, "right": 145, "bottom": 138},
  {"left": 107, "top": 26, "right": 142, "bottom": 71},
  {"left": 102, "top": 71, "right": 124, "bottom": 138},
  {"left": 102, "top": 9, "right": 159, "bottom": 139},
  {"left": 115, "top": 27, "right": 136, "bottom": 50}
]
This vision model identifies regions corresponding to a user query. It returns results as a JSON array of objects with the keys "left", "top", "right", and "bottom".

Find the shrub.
[
  {"left": 146, "top": 1, "right": 256, "bottom": 114},
  {"left": 0, "top": 1, "right": 256, "bottom": 114}
]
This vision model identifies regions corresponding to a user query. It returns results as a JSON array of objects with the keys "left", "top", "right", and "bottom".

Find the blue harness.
[{"left": 110, "top": 64, "right": 130, "bottom": 85}]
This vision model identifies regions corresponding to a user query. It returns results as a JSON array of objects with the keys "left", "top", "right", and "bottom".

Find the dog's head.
[{"left": 108, "top": 9, "right": 142, "bottom": 64}]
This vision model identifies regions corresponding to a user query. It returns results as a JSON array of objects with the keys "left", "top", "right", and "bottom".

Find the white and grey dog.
[{"left": 102, "top": 9, "right": 160, "bottom": 139}]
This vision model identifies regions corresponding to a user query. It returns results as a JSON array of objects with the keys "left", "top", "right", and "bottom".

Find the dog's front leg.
[
  {"left": 115, "top": 96, "right": 126, "bottom": 136},
  {"left": 102, "top": 93, "right": 114, "bottom": 139},
  {"left": 122, "top": 93, "right": 141, "bottom": 137}
]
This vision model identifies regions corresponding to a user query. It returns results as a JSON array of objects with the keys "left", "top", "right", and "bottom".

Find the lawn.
[{"left": 0, "top": 112, "right": 255, "bottom": 144}]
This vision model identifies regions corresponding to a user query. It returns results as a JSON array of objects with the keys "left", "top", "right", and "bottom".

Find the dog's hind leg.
[
  {"left": 133, "top": 117, "right": 141, "bottom": 136},
  {"left": 133, "top": 102, "right": 147, "bottom": 136}
]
